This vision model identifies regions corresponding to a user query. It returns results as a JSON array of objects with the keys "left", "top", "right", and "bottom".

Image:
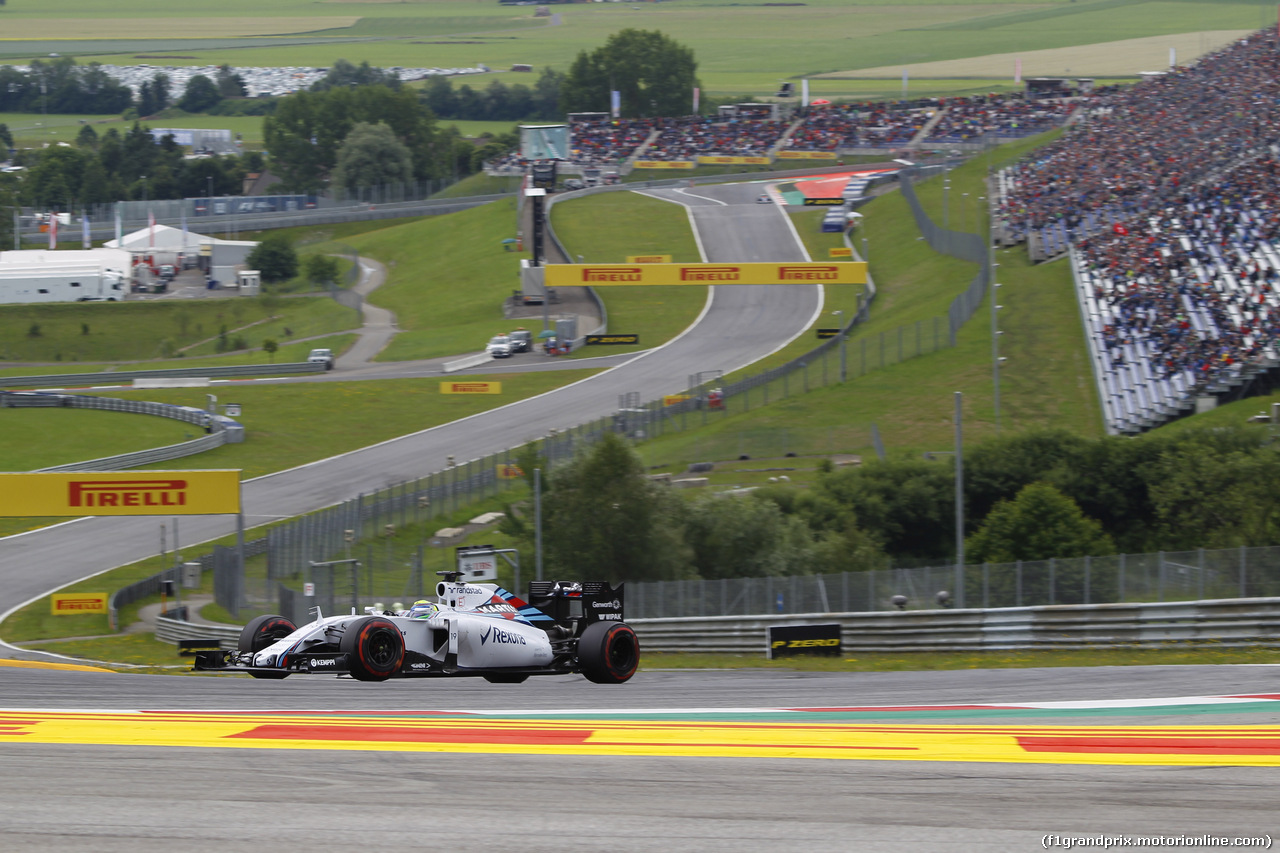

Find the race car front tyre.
[
  {"left": 238, "top": 614, "right": 298, "bottom": 680},
  {"left": 340, "top": 616, "right": 405, "bottom": 682},
  {"left": 239, "top": 614, "right": 297, "bottom": 653},
  {"left": 577, "top": 621, "right": 639, "bottom": 684}
]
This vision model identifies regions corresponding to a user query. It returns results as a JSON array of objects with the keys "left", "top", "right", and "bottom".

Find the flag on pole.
[
  {"left": 148, "top": 209, "right": 155, "bottom": 249},
  {"left": 902, "top": 68, "right": 909, "bottom": 98},
  {"left": 1014, "top": 58, "right": 1022, "bottom": 84},
  {"left": 692, "top": 86, "right": 700, "bottom": 115},
  {"left": 181, "top": 207, "right": 189, "bottom": 250},
  {"left": 49, "top": 214, "right": 57, "bottom": 250},
  {"left": 1169, "top": 46, "right": 1176, "bottom": 69},
  {"left": 82, "top": 213, "right": 90, "bottom": 248},
  {"left": 114, "top": 203, "right": 122, "bottom": 246},
  {"left": 802, "top": 78, "right": 810, "bottom": 107},
  {"left": 610, "top": 90, "right": 620, "bottom": 119}
]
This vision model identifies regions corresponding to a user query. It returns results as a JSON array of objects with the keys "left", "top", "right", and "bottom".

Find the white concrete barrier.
[
  {"left": 134, "top": 377, "right": 211, "bottom": 388},
  {"left": 442, "top": 352, "right": 494, "bottom": 373}
]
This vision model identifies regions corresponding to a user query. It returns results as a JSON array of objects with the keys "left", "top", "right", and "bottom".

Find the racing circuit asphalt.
[{"left": 3, "top": 182, "right": 1278, "bottom": 852}]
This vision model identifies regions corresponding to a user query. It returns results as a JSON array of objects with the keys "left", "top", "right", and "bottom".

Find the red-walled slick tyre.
[
  {"left": 238, "top": 614, "right": 297, "bottom": 680},
  {"left": 577, "top": 621, "right": 639, "bottom": 684},
  {"left": 340, "top": 617, "right": 405, "bottom": 682}
]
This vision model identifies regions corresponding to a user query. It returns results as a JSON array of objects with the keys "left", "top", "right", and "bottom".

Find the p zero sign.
[
  {"left": 0, "top": 471, "right": 241, "bottom": 516},
  {"left": 767, "top": 623, "right": 842, "bottom": 659},
  {"left": 544, "top": 262, "right": 866, "bottom": 287}
]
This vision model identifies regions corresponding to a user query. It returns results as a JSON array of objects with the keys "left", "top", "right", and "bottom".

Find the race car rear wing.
[{"left": 526, "top": 580, "right": 625, "bottom": 626}]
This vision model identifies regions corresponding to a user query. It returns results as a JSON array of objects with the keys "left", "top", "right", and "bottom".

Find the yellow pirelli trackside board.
[
  {"left": 544, "top": 262, "right": 866, "bottom": 287},
  {"left": 0, "top": 470, "right": 241, "bottom": 516},
  {"left": 50, "top": 593, "right": 108, "bottom": 615},
  {"left": 440, "top": 381, "right": 502, "bottom": 395}
]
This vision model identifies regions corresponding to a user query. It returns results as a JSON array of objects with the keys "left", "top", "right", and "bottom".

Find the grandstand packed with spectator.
[
  {"left": 991, "top": 29, "right": 1280, "bottom": 430},
  {"left": 785, "top": 101, "right": 931, "bottom": 151},
  {"left": 923, "top": 94, "right": 1076, "bottom": 142},
  {"left": 566, "top": 118, "right": 659, "bottom": 165},
  {"left": 1075, "top": 152, "right": 1280, "bottom": 431},
  {"left": 640, "top": 115, "right": 791, "bottom": 160},
  {"left": 998, "top": 31, "right": 1280, "bottom": 243}
]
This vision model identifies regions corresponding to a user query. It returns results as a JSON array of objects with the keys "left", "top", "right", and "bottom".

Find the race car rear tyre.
[
  {"left": 239, "top": 614, "right": 297, "bottom": 680},
  {"left": 577, "top": 621, "right": 639, "bottom": 684},
  {"left": 483, "top": 673, "right": 529, "bottom": 684},
  {"left": 340, "top": 616, "right": 405, "bottom": 682}
]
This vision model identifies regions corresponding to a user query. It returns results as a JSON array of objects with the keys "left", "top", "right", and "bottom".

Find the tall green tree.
[
  {"left": 559, "top": 29, "right": 699, "bottom": 118},
  {"left": 264, "top": 84, "right": 442, "bottom": 192},
  {"left": 331, "top": 121, "right": 413, "bottom": 192},
  {"left": 966, "top": 483, "right": 1114, "bottom": 564},
  {"left": 817, "top": 458, "right": 957, "bottom": 561},
  {"left": 536, "top": 432, "right": 692, "bottom": 583},
  {"left": 179, "top": 74, "right": 222, "bottom": 113},
  {"left": 311, "top": 59, "right": 401, "bottom": 92},
  {"left": 246, "top": 234, "right": 299, "bottom": 283},
  {"left": 216, "top": 65, "right": 248, "bottom": 98}
]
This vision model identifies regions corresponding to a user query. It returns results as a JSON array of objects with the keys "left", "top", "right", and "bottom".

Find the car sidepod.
[{"left": 453, "top": 612, "right": 554, "bottom": 669}]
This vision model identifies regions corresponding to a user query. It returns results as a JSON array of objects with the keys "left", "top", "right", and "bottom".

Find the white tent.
[{"left": 103, "top": 223, "right": 208, "bottom": 254}]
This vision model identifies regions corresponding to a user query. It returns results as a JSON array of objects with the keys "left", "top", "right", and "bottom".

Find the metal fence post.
[
  {"left": 1120, "top": 552, "right": 1126, "bottom": 602},
  {"left": 1158, "top": 550, "right": 1164, "bottom": 602},
  {"left": 1084, "top": 555, "right": 1091, "bottom": 605},
  {"left": 1240, "top": 545, "right": 1247, "bottom": 597}
]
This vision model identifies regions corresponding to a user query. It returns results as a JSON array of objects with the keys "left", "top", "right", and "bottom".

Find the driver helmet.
[{"left": 408, "top": 599, "right": 440, "bottom": 619}]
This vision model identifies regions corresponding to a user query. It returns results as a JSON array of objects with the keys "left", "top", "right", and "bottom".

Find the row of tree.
[
  {"left": 12, "top": 122, "right": 251, "bottom": 210},
  {"left": 0, "top": 58, "right": 247, "bottom": 117},
  {"left": 0, "top": 58, "right": 132, "bottom": 115},
  {"left": 261, "top": 84, "right": 511, "bottom": 192},
  {"left": 499, "top": 425, "right": 1280, "bottom": 585}
]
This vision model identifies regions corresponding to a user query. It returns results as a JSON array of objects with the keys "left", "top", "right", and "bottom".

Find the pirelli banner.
[
  {"left": 697, "top": 155, "right": 771, "bottom": 165},
  {"left": 440, "top": 381, "right": 502, "bottom": 394},
  {"left": 776, "top": 150, "right": 839, "bottom": 160},
  {"left": 0, "top": 471, "right": 241, "bottom": 516},
  {"left": 545, "top": 262, "right": 867, "bottom": 287},
  {"left": 632, "top": 160, "right": 696, "bottom": 170}
]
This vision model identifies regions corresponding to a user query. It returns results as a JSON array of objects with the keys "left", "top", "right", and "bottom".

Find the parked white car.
[{"left": 486, "top": 335, "right": 513, "bottom": 358}]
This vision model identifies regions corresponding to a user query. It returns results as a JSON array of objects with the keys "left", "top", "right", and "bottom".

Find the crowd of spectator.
[
  {"left": 566, "top": 118, "right": 659, "bottom": 165},
  {"left": 1079, "top": 154, "right": 1280, "bottom": 395},
  {"left": 785, "top": 102, "right": 931, "bottom": 151},
  {"left": 924, "top": 94, "right": 1075, "bottom": 142},
  {"left": 985, "top": 29, "right": 1280, "bottom": 419},
  {"left": 998, "top": 31, "right": 1280, "bottom": 236},
  {"left": 641, "top": 115, "right": 791, "bottom": 160}
]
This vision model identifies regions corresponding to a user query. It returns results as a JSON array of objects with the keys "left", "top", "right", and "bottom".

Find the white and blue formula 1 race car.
[{"left": 192, "top": 574, "right": 639, "bottom": 684}]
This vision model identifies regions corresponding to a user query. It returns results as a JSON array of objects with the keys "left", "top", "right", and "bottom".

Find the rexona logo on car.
[
  {"left": 680, "top": 266, "right": 741, "bottom": 282},
  {"left": 778, "top": 265, "right": 841, "bottom": 281},
  {"left": 479, "top": 625, "right": 527, "bottom": 645},
  {"left": 69, "top": 478, "right": 188, "bottom": 508}
]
